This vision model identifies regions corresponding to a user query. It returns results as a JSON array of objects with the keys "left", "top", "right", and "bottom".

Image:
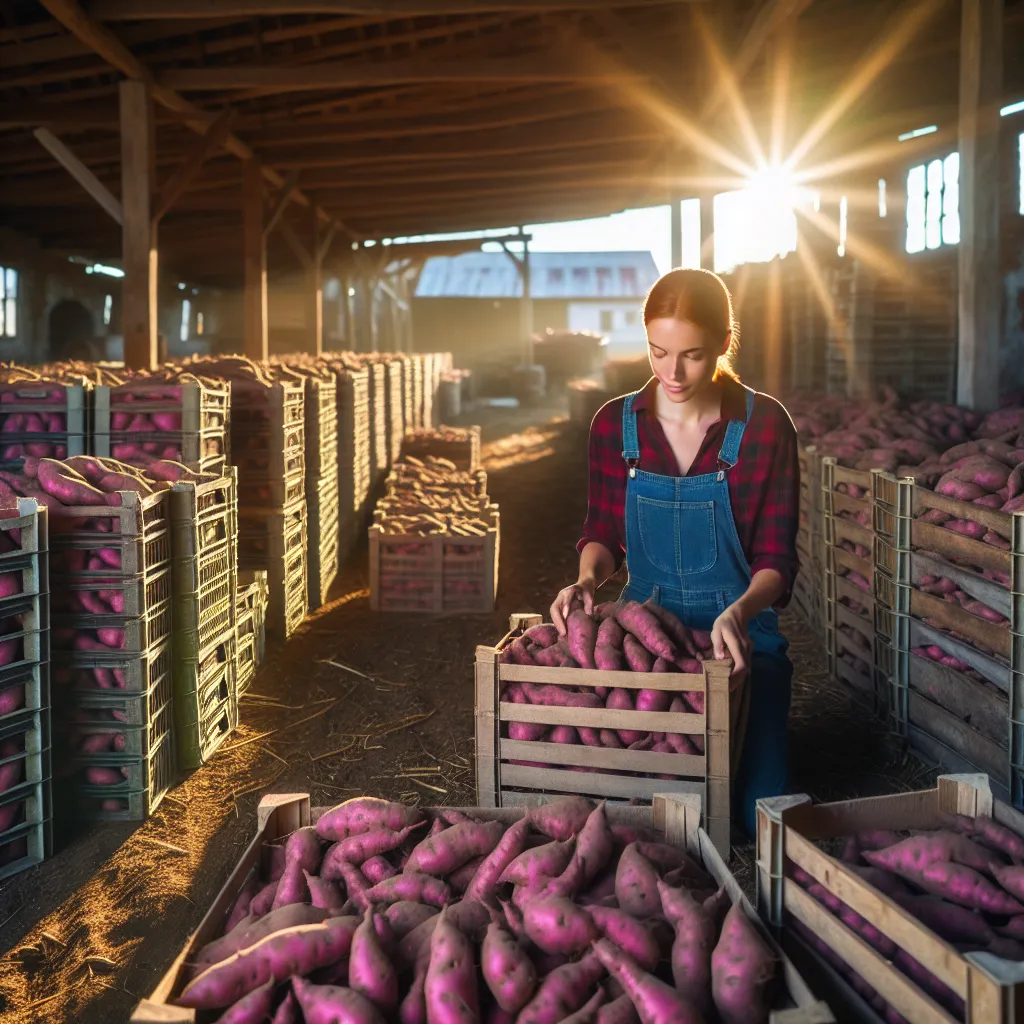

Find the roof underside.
[{"left": 2, "top": 0, "right": 1022, "bottom": 287}]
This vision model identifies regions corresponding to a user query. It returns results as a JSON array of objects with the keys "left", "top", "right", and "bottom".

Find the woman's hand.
[
  {"left": 551, "top": 579, "right": 595, "bottom": 636},
  {"left": 711, "top": 603, "right": 752, "bottom": 691}
]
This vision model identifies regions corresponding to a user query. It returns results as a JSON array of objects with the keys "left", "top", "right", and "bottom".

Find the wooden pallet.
[
  {"left": 131, "top": 790, "right": 834, "bottom": 1023},
  {"left": 757, "top": 773, "right": 1024, "bottom": 1024},
  {"left": 475, "top": 613, "right": 739, "bottom": 859}
]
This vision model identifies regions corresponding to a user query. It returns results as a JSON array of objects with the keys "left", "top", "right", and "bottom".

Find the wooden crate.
[
  {"left": 368, "top": 512, "right": 498, "bottom": 614},
  {"left": 130, "top": 790, "right": 833, "bottom": 1023},
  {"left": 475, "top": 613, "right": 738, "bottom": 858},
  {"left": 757, "top": 773, "right": 1024, "bottom": 1024},
  {"left": 400, "top": 426, "right": 481, "bottom": 472}
]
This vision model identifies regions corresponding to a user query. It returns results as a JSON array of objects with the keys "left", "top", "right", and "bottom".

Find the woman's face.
[{"left": 646, "top": 318, "right": 728, "bottom": 404}]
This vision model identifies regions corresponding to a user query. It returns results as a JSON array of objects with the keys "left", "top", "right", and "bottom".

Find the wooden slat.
[
  {"left": 500, "top": 738, "right": 706, "bottom": 776},
  {"left": 911, "top": 550, "right": 1012, "bottom": 618},
  {"left": 911, "top": 520, "right": 1011, "bottom": 576},
  {"left": 909, "top": 618, "right": 1010, "bottom": 693},
  {"left": 500, "top": 764, "right": 704, "bottom": 802},
  {"left": 908, "top": 654, "right": 1008, "bottom": 745},
  {"left": 907, "top": 690, "right": 1008, "bottom": 784},
  {"left": 498, "top": 702, "right": 703, "bottom": 733},
  {"left": 909, "top": 588, "right": 1010, "bottom": 658},
  {"left": 94, "top": 0, "right": 707, "bottom": 15},
  {"left": 499, "top": 662, "right": 705, "bottom": 691},
  {"left": 32, "top": 127, "right": 123, "bottom": 224}
]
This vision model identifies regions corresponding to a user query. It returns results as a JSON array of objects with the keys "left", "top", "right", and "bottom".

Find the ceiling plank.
[
  {"left": 88, "top": 0, "right": 709, "bottom": 18},
  {"left": 32, "top": 127, "right": 123, "bottom": 224},
  {"left": 152, "top": 107, "right": 233, "bottom": 223},
  {"left": 159, "top": 53, "right": 643, "bottom": 92},
  {"left": 37, "top": 0, "right": 355, "bottom": 238}
]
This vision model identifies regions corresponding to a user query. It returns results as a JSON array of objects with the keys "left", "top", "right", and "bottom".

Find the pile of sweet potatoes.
[
  {"left": 175, "top": 794, "right": 783, "bottom": 1023},
  {"left": 793, "top": 812, "right": 1024, "bottom": 1023},
  {"left": 0, "top": 378, "right": 85, "bottom": 461},
  {"left": 496, "top": 601, "right": 719, "bottom": 775}
]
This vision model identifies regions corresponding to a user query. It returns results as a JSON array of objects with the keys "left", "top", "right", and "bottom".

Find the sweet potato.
[
  {"left": 270, "top": 859, "right": 309, "bottom": 911},
  {"left": 527, "top": 796, "right": 593, "bottom": 841},
  {"left": 326, "top": 823, "right": 423, "bottom": 868},
  {"left": 916, "top": 861, "right": 1024, "bottom": 915},
  {"left": 524, "top": 624, "right": 560, "bottom": 648},
  {"left": 559, "top": 988, "right": 606, "bottom": 1024},
  {"left": 405, "top": 819, "right": 504, "bottom": 878},
  {"left": 615, "top": 844, "right": 661, "bottom": 919},
  {"left": 711, "top": 904, "right": 776, "bottom": 1024},
  {"left": 385, "top": 901, "right": 438, "bottom": 939},
  {"left": 657, "top": 881, "right": 715, "bottom": 1014},
  {"left": 194, "top": 906, "right": 334, "bottom": 972},
  {"left": 316, "top": 797, "right": 423, "bottom": 841},
  {"left": 593, "top": 938, "right": 704, "bottom": 1024},
  {"left": 248, "top": 880, "right": 278, "bottom": 918},
  {"left": 863, "top": 831, "right": 996, "bottom": 876},
  {"left": 177, "top": 918, "right": 359, "bottom": 1009},
  {"left": 575, "top": 802, "right": 614, "bottom": 886},
  {"left": 366, "top": 871, "right": 451, "bottom": 908},
  {"left": 595, "top": 994, "right": 640, "bottom": 1024},
  {"left": 424, "top": 906, "right": 479, "bottom": 1024},
  {"left": 465, "top": 817, "right": 530, "bottom": 904},
  {"left": 614, "top": 601, "right": 679, "bottom": 661},
  {"left": 893, "top": 893, "right": 994, "bottom": 944},
  {"left": 566, "top": 609, "right": 598, "bottom": 669},
  {"left": 606, "top": 689, "right": 643, "bottom": 745},
  {"left": 349, "top": 908, "right": 399, "bottom": 1014},
  {"left": 215, "top": 978, "right": 276, "bottom": 1024},
  {"left": 500, "top": 838, "right": 576, "bottom": 888},
  {"left": 482, "top": 917, "right": 537, "bottom": 1014},
  {"left": 597, "top": 616, "right": 625, "bottom": 649},
  {"left": 522, "top": 895, "right": 597, "bottom": 955},
  {"left": 623, "top": 634, "right": 654, "bottom": 672},
  {"left": 517, "top": 951, "right": 605, "bottom": 1024},
  {"left": 362, "top": 855, "right": 398, "bottom": 885},
  {"left": 588, "top": 905, "right": 660, "bottom": 972},
  {"left": 292, "top": 978, "right": 386, "bottom": 1024}
]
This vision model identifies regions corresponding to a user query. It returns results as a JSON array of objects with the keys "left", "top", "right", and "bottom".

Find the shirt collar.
[{"left": 633, "top": 374, "right": 747, "bottom": 421}]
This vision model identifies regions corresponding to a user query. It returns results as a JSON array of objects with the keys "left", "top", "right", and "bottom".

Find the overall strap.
[
  {"left": 621, "top": 392, "right": 641, "bottom": 464},
  {"left": 718, "top": 386, "right": 756, "bottom": 469}
]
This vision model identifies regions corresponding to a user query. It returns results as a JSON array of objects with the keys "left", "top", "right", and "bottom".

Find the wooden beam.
[
  {"left": 262, "top": 168, "right": 301, "bottom": 240},
  {"left": 89, "top": 0, "right": 708, "bottom": 17},
  {"left": 37, "top": 0, "right": 355, "bottom": 239},
  {"left": 159, "top": 54, "right": 642, "bottom": 92},
  {"left": 32, "top": 127, "right": 124, "bottom": 225},
  {"left": 956, "top": 0, "right": 1002, "bottom": 410},
  {"left": 278, "top": 217, "right": 313, "bottom": 270},
  {"left": 152, "top": 107, "right": 233, "bottom": 224},
  {"left": 318, "top": 222, "right": 339, "bottom": 265},
  {"left": 120, "top": 80, "right": 158, "bottom": 371},
  {"left": 242, "top": 157, "right": 268, "bottom": 360}
]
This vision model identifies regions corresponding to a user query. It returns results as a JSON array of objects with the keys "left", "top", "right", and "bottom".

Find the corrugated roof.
[{"left": 414, "top": 250, "right": 659, "bottom": 300}]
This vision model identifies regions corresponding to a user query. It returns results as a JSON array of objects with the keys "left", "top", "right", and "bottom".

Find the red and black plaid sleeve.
[{"left": 576, "top": 381, "right": 801, "bottom": 606}]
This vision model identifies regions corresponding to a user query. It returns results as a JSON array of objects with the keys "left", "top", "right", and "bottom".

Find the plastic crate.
[
  {"left": 170, "top": 473, "right": 236, "bottom": 582},
  {"left": 305, "top": 376, "right": 339, "bottom": 480},
  {"left": 175, "top": 627, "right": 237, "bottom": 770},
  {"left": 236, "top": 614, "right": 257, "bottom": 694},
  {"left": 0, "top": 706, "right": 51, "bottom": 878},
  {"left": 0, "top": 381, "right": 87, "bottom": 458},
  {"left": 52, "top": 563, "right": 172, "bottom": 619},
  {"left": 173, "top": 541, "right": 234, "bottom": 659},
  {"left": 239, "top": 502, "right": 308, "bottom": 638},
  {"left": 52, "top": 636, "right": 173, "bottom": 696}
]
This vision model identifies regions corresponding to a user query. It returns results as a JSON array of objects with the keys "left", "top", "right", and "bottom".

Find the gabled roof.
[{"left": 415, "top": 250, "right": 659, "bottom": 299}]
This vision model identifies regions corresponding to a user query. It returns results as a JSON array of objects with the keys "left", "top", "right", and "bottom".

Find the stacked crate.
[
  {"left": 333, "top": 363, "right": 371, "bottom": 565},
  {"left": 236, "top": 569, "right": 268, "bottom": 694},
  {"left": 873, "top": 471, "right": 1021, "bottom": 802},
  {"left": 821, "top": 457, "right": 883, "bottom": 712},
  {"left": 400, "top": 426, "right": 481, "bottom": 472},
  {"left": 51, "top": 491, "right": 175, "bottom": 821},
  {"left": 169, "top": 471, "right": 238, "bottom": 770},
  {"left": 364, "top": 360, "right": 389, "bottom": 498},
  {"left": 93, "top": 378, "right": 230, "bottom": 475},
  {"left": 411, "top": 355, "right": 425, "bottom": 430},
  {"left": 384, "top": 358, "right": 405, "bottom": 469},
  {"left": 305, "top": 375, "right": 339, "bottom": 611},
  {"left": 0, "top": 380, "right": 88, "bottom": 460},
  {"left": 421, "top": 353, "right": 435, "bottom": 430},
  {"left": 0, "top": 500, "right": 51, "bottom": 880},
  {"left": 233, "top": 380, "right": 308, "bottom": 639},
  {"left": 791, "top": 444, "right": 823, "bottom": 631}
]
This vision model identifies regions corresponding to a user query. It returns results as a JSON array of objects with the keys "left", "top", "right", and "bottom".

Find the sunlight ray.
[
  {"left": 793, "top": 237, "right": 847, "bottom": 360},
  {"left": 769, "top": 22, "right": 796, "bottom": 167},
  {"left": 785, "top": 0, "right": 946, "bottom": 171}
]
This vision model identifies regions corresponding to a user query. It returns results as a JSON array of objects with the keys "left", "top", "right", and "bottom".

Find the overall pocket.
[{"left": 636, "top": 497, "right": 717, "bottom": 576}]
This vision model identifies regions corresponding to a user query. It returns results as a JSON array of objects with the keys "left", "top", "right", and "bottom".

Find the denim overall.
[{"left": 620, "top": 386, "right": 792, "bottom": 836}]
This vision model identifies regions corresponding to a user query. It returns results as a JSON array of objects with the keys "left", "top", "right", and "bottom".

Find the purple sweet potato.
[
  {"left": 248, "top": 879, "right": 278, "bottom": 918},
  {"left": 856, "top": 829, "right": 904, "bottom": 851},
  {"left": 623, "top": 634, "right": 654, "bottom": 672},
  {"left": 615, "top": 844, "right": 661, "bottom": 919},
  {"left": 448, "top": 856, "right": 486, "bottom": 896},
  {"left": 597, "top": 616, "right": 626, "bottom": 649},
  {"left": 593, "top": 939, "right": 704, "bottom": 1024},
  {"left": 863, "top": 831, "right": 995, "bottom": 875},
  {"left": 500, "top": 838, "right": 576, "bottom": 888},
  {"left": 405, "top": 819, "right": 504, "bottom": 877},
  {"left": 332, "top": 857, "right": 371, "bottom": 912},
  {"left": 614, "top": 601, "right": 679, "bottom": 662},
  {"left": 894, "top": 893, "right": 994, "bottom": 944},
  {"left": 271, "top": 859, "right": 309, "bottom": 911},
  {"left": 178, "top": 918, "right": 360, "bottom": 1010},
  {"left": 304, "top": 871, "right": 345, "bottom": 913},
  {"left": 517, "top": 951, "right": 605, "bottom": 1024},
  {"left": 574, "top": 802, "right": 614, "bottom": 887},
  {"left": 917, "top": 861, "right": 1024, "bottom": 915},
  {"left": 588, "top": 905, "right": 660, "bottom": 971},
  {"left": 658, "top": 880, "right": 715, "bottom": 1015},
  {"left": 595, "top": 994, "right": 640, "bottom": 1024},
  {"left": 385, "top": 901, "right": 438, "bottom": 938},
  {"left": 194, "top": 905, "right": 334, "bottom": 973},
  {"left": 327, "top": 823, "right": 424, "bottom": 867},
  {"left": 643, "top": 601, "right": 699, "bottom": 658},
  {"left": 567, "top": 609, "right": 599, "bottom": 669},
  {"left": 522, "top": 896, "right": 598, "bottom": 955},
  {"left": 560, "top": 988, "right": 606, "bottom": 1024},
  {"left": 595, "top": 643, "right": 627, "bottom": 671},
  {"left": 215, "top": 979, "right": 276, "bottom": 1024},
  {"left": 362, "top": 855, "right": 399, "bottom": 885},
  {"left": 366, "top": 872, "right": 451, "bottom": 908},
  {"left": 224, "top": 874, "right": 258, "bottom": 935},
  {"left": 316, "top": 797, "right": 423, "bottom": 841},
  {"left": 284, "top": 826, "right": 322, "bottom": 873},
  {"left": 524, "top": 623, "right": 560, "bottom": 648},
  {"left": 527, "top": 796, "right": 594, "bottom": 841},
  {"left": 990, "top": 863, "right": 1024, "bottom": 902},
  {"left": 466, "top": 817, "right": 530, "bottom": 904},
  {"left": 482, "top": 917, "right": 538, "bottom": 1014},
  {"left": 424, "top": 906, "right": 479, "bottom": 1024},
  {"left": 350, "top": 908, "right": 399, "bottom": 1014},
  {"left": 292, "top": 977, "right": 386, "bottom": 1024},
  {"left": 271, "top": 989, "right": 299, "bottom": 1024},
  {"left": 711, "top": 904, "right": 777, "bottom": 1024}
]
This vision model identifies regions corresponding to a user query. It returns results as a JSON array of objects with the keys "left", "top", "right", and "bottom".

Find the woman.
[{"left": 550, "top": 268, "right": 800, "bottom": 835}]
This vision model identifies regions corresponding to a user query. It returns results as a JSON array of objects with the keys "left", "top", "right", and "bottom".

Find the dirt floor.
[{"left": 0, "top": 398, "right": 939, "bottom": 1023}]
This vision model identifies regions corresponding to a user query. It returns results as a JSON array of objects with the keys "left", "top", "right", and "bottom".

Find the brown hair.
[{"left": 643, "top": 268, "right": 740, "bottom": 381}]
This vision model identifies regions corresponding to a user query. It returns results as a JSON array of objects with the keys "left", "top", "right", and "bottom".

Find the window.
[
  {"left": 180, "top": 298, "right": 191, "bottom": 343},
  {"left": 619, "top": 267, "right": 638, "bottom": 294},
  {"left": 103, "top": 294, "right": 112, "bottom": 326},
  {"left": 878, "top": 179, "right": 887, "bottom": 218},
  {"left": 571, "top": 267, "right": 590, "bottom": 292},
  {"left": 1019, "top": 133, "right": 1024, "bottom": 215},
  {"left": 906, "top": 152, "right": 959, "bottom": 253},
  {"left": 595, "top": 267, "right": 612, "bottom": 295},
  {"left": 600, "top": 310, "right": 615, "bottom": 333},
  {"left": 196, "top": 312, "right": 204, "bottom": 336},
  {"left": 546, "top": 268, "right": 564, "bottom": 288},
  {"left": 681, "top": 198, "right": 701, "bottom": 269},
  {"left": 838, "top": 196, "right": 848, "bottom": 258},
  {"left": 0, "top": 267, "right": 17, "bottom": 339}
]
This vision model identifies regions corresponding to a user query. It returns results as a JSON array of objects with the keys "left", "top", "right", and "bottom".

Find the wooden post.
[
  {"left": 342, "top": 272, "right": 356, "bottom": 349},
  {"left": 519, "top": 231, "right": 533, "bottom": 366},
  {"left": 670, "top": 194, "right": 683, "bottom": 269},
  {"left": 242, "top": 158, "right": 268, "bottom": 361},
  {"left": 119, "top": 80, "right": 157, "bottom": 371},
  {"left": 957, "top": 0, "right": 1003, "bottom": 410},
  {"left": 309, "top": 208, "right": 323, "bottom": 357},
  {"left": 367, "top": 279, "right": 379, "bottom": 353}
]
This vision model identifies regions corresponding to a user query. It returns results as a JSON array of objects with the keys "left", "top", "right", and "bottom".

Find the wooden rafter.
[
  {"left": 88, "top": 0, "right": 710, "bottom": 18},
  {"left": 152, "top": 107, "right": 233, "bottom": 223},
  {"left": 31, "top": 127, "right": 123, "bottom": 224}
]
